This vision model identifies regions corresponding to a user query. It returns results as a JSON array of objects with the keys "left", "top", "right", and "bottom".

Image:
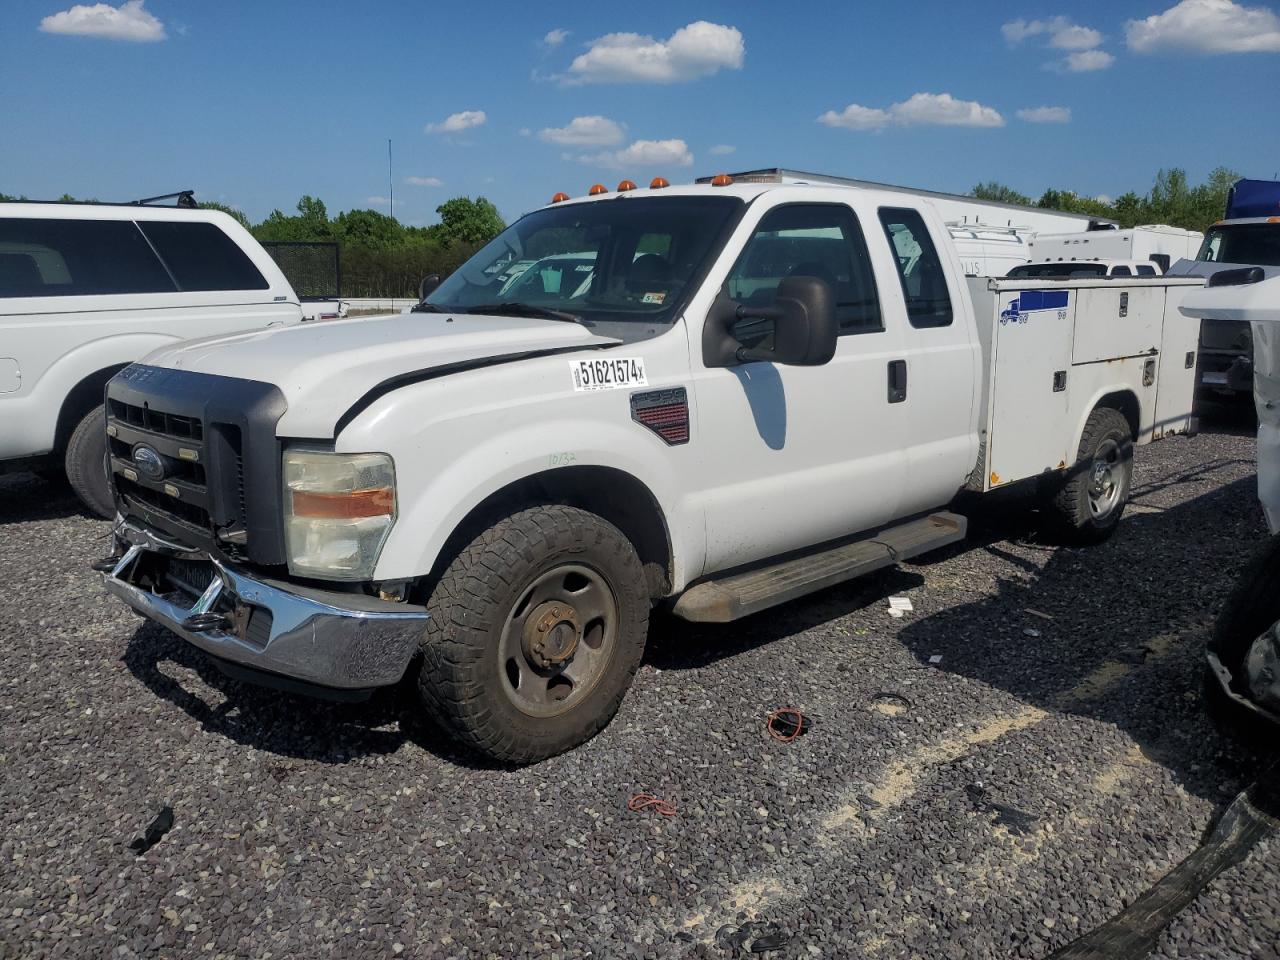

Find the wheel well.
[
  {"left": 1094, "top": 389, "right": 1140, "bottom": 440},
  {"left": 424, "top": 466, "right": 674, "bottom": 600},
  {"left": 54, "top": 365, "right": 126, "bottom": 453}
]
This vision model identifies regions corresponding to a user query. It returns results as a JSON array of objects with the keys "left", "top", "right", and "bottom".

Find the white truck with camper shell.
[
  {"left": 99, "top": 172, "right": 1203, "bottom": 764},
  {"left": 0, "top": 193, "right": 306, "bottom": 516}
]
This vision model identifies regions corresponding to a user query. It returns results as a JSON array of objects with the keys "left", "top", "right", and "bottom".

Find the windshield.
[
  {"left": 1007, "top": 262, "right": 1108, "bottom": 279},
  {"left": 1198, "top": 223, "right": 1280, "bottom": 267},
  {"left": 425, "top": 195, "right": 743, "bottom": 342}
]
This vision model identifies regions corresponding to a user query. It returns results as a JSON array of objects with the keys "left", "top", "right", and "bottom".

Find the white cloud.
[
  {"left": 821, "top": 92, "right": 1004, "bottom": 131},
  {"left": 565, "top": 21, "right": 744, "bottom": 84},
  {"left": 709, "top": 144, "right": 736, "bottom": 155},
  {"left": 1002, "top": 16, "right": 1102, "bottom": 49},
  {"left": 818, "top": 103, "right": 892, "bottom": 130},
  {"left": 1064, "top": 49, "right": 1116, "bottom": 71},
  {"left": 518, "top": 127, "right": 532, "bottom": 137},
  {"left": 405, "top": 176, "right": 443, "bottom": 187},
  {"left": 1016, "top": 105, "right": 1072, "bottom": 123},
  {"left": 365, "top": 196, "right": 390, "bottom": 206},
  {"left": 543, "top": 28, "right": 569, "bottom": 46},
  {"left": 424, "top": 110, "right": 487, "bottom": 134},
  {"left": 39, "top": 0, "right": 165, "bottom": 42},
  {"left": 1126, "top": 0, "right": 1280, "bottom": 53},
  {"left": 1003, "top": 16, "right": 1113, "bottom": 70},
  {"left": 576, "top": 139, "right": 694, "bottom": 169},
  {"left": 892, "top": 92, "right": 1005, "bottom": 127},
  {"left": 539, "top": 116, "right": 626, "bottom": 146}
]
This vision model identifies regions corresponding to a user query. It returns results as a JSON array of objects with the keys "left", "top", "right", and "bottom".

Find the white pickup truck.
[{"left": 99, "top": 176, "right": 1203, "bottom": 763}]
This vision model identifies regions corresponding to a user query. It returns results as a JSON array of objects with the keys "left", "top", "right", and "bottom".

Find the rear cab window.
[{"left": 878, "top": 208, "right": 953, "bottom": 328}]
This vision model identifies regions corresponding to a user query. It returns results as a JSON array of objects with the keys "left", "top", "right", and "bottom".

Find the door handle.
[{"left": 887, "top": 359, "right": 907, "bottom": 403}]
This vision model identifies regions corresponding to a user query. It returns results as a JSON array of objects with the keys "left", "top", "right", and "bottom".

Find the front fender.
[{"left": 366, "top": 415, "right": 700, "bottom": 588}]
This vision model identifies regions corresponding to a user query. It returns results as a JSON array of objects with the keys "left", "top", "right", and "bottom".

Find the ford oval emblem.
[{"left": 131, "top": 444, "right": 166, "bottom": 481}]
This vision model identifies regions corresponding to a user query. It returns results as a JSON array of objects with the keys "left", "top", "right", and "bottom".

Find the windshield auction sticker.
[{"left": 570, "top": 357, "right": 649, "bottom": 392}]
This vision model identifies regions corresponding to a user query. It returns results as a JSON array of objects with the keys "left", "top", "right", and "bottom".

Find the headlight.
[{"left": 283, "top": 448, "right": 396, "bottom": 580}]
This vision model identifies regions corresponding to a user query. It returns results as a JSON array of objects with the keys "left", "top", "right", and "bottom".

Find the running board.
[{"left": 672, "top": 512, "right": 967, "bottom": 623}]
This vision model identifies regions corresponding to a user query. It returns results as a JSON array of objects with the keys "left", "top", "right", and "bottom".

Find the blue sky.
[{"left": 3, "top": 0, "right": 1279, "bottom": 226}]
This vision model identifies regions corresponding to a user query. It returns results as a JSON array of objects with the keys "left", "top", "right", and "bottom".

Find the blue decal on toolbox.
[{"left": 1001, "top": 289, "right": 1070, "bottom": 325}]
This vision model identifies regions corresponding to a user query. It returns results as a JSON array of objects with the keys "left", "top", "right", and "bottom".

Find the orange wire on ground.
[
  {"left": 627, "top": 793, "right": 678, "bottom": 817},
  {"left": 766, "top": 708, "right": 808, "bottom": 743}
]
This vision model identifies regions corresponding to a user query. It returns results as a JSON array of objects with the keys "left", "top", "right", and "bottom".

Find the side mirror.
[
  {"left": 418, "top": 274, "right": 442, "bottom": 301},
  {"left": 702, "top": 276, "right": 838, "bottom": 368}
]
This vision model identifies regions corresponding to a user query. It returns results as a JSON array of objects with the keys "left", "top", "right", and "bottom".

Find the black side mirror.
[
  {"left": 418, "top": 274, "right": 442, "bottom": 301},
  {"left": 703, "top": 276, "right": 838, "bottom": 368}
]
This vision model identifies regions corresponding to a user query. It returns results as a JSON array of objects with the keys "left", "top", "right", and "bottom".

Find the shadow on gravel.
[
  {"left": 1196, "top": 394, "right": 1257, "bottom": 438},
  {"left": 894, "top": 473, "right": 1273, "bottom": 804},
  {"left": 120, "top": 623, "right": 502, "bottom": 770},
  {"left": 0, "top": 471, "right": 94, "bottom": 524}
]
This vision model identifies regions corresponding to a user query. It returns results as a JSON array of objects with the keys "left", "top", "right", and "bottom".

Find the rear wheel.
[
  {"left": 418, "top": 505, "right": 649, "bottom": 764},
  {"left": 64, "top": 405, "right": 114, "bottom": 519},
  {"left": 1043, "top": 407, "right": 1133, "bottom": 543}
]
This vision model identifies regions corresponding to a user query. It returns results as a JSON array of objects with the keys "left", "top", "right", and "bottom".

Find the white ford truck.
[{"left": 99, "top": 176, "right": 1203, "bottom": 763}]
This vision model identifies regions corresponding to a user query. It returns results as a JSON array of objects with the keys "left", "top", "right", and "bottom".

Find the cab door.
[{"left": 689, "top": 195, "right": 911, "bottom": 576}]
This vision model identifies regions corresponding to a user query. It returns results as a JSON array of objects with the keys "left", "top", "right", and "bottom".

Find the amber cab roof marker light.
[
  {"left": 550, "top": 192, "right": 570, "bottom": 204},
  {"left": 650, "top": 176, "right": 670, "bottom": 189},
  {"left": 710, "top": 173, "right": 733, "bottom": 187},
  {"left": 588, "top": 183, "right": 608, "bottom": 196},
  {"left": 617, "top": 179, "right": 637, "bottom": 192}
]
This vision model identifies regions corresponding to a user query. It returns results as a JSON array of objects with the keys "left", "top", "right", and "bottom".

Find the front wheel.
[
  {"left": 1043, "top": 407, "right": 1133, "bottom": 544},
  {"left": 418, "top": 505, "right": 650, "bottom": 764}
]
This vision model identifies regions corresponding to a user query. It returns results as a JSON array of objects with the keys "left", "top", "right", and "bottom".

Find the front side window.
[
  {"left": 726, "top": 203, "right": 882, "bottom": 335},
  {"left": 425, "top": 195, "right": 743, "bottom": 343},
  {"left": 1111, "top": 265, "right": 1132, "bottom": 277},
  {"left": 139, "top": 221, "right": 269, "bottom": 291},
  {"left": 0, "top": 218, "right": 174, "bottom": 298},
  {"left": 878, "top": 207, "right": 953, "bottom": 328},
  {"left": 1136, "top": 264, "right": 1157, "bottom": 276}
]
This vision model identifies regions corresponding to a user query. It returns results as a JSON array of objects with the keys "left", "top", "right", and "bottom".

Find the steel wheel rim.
[
  {"left": 1087, "top": 438, "right": 1124, "bottom": 519},
  {"left": 497, "top": 563, "right": 618, "bottom": 719}
]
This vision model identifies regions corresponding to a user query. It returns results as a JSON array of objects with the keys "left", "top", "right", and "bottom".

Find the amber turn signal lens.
[
  {"left": 617, "top": 179, "right": 637, "bottom": 192},
  {"left": 291, "top": 487, "right": 394, "bottom": 519},
  {"left": 551, "top": 192, "right": 570, "bottom": 203},
  {"left": 649, "top": 177, "right": 670, "bottom": 189},
  {"left": 588, "top": 183, "right": 608, "bottom": 195},
  {"left": 710, "top": 173, "right": 733, "bottom": 187}
]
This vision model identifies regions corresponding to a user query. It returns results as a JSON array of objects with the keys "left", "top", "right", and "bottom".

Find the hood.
[{"left": 141, "top": 312, "right": 617, "bottom": 437}]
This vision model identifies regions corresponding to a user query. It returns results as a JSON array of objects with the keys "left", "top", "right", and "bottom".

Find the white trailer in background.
[
  {"left": 1028, "top": 225, "right": 1204, "bottom": 275},
  {"left": 698, "top": 168, "right": 1117, "bottom": 277}
]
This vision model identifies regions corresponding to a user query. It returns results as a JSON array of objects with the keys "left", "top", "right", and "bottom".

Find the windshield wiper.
[{"left": 463, "top": 302, "right": 583, "bottom": 324}]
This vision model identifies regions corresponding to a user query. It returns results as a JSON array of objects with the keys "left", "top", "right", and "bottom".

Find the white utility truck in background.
[
  {"left": 0, "top": 194, "right": 306, "bottom": 516},
  {"left": 1169, "top": 178, "right": 1280, "bottom": 397},
  {"left": 1028, "top": 224, "right": 1203, "bottom": 275},
  {"left": 99, "top": 172, "right": 1202, "bottom": 763}
]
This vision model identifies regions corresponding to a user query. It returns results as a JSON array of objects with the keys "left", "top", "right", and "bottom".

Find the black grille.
[{"left": 106, "top": 365, "right": 289, "bottom": 565}]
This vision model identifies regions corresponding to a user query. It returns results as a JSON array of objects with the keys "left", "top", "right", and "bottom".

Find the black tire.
[
  {"left": 64, "top": 405, "right": 114, "bottom": 519},
  {"left": 1205, "top": 534, "right": 1280, "bottom": 742},
  {"left": 418, "top": 505, "right": 650, "bottom": 765},
  {"left": 1043, "top": 406, "right": 1133, "bottom": 544}
]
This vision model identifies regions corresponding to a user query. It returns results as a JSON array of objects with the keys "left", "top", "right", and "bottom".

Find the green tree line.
[
  {"left": 210, "top": 195, "right": 505, "bottom": 299},
  {"left": 971, "top": 167, "right": 1239, "bottom": 233}
]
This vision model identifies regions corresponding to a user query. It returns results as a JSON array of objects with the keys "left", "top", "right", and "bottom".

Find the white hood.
[
  {"left": 1181, "top": 275, "right": 1280, "bottom": 533},
  {"left": 140, "top": 312, "right": 617, "bottom": 438}
]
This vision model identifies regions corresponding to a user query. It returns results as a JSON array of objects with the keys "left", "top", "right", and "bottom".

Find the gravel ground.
[{"left": 2, "top": 413, "right": 1277, "bottom": 960}]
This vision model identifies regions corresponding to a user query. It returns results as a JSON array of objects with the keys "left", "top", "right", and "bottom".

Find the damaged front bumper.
[{"left": 102, "top": 519, "right": 428, "bottom": 694}]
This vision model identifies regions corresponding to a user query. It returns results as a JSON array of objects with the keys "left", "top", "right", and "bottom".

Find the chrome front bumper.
[{"left": 103, "top": 520, "right": 428, "bottom": 691}]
